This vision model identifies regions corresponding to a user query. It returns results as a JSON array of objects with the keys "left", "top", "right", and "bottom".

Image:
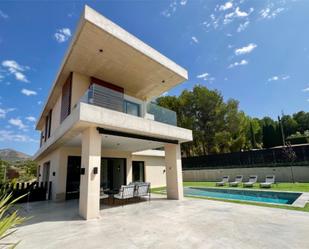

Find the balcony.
[{"left": 80, "top": 84, "right": 177, "bottom": 126}]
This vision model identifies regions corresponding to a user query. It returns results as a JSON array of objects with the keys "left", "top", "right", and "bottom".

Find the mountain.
[{"left": 0, "top": 148, "right": 31, "bottom": 162}]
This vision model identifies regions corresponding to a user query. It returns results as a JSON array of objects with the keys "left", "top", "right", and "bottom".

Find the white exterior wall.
[
  {"left": 37, "top": 146, "right": 167, "bottom": 201},
  {"left": 71, "top": 72, "right": 90, "bottom": 111},
  {"left": 132, "top": 155, "right": 166, "bottom": 187},
  {"left": 50, "top": 95, "right": 61, "bottom": 135},
  {"left": 37, "top": 148, "right": 67, "bottom": 201}
]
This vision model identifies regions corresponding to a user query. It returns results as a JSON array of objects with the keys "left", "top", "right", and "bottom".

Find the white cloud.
[
  {"left": 37, "top": 101, "right": 42, "bottom": 105},
  {"left": 0, "top": 109, "right": 7, "bottom": 118},
  {"left": 223, "top": 7, "right": 253, "bottom": 25},
  {"left": 260, "top": 6, "right": 284, "bottom": 19},
  {"left": 180, "top": 0, "right": 187, "bottom": 6},
  {"left": 161, "top": 0, "right": 188, "bottom": 17},
  {"left": 25, "top": 116, "right": 36, "bottom": 122},
  {"left": 54, "top": 28, "right": 72, "bottom": 43},
  {"left": 0, "top": 10, "right": 8, "bottom": 19},
  {"left": 268, "top": 75, "right": 290, "bottom": 82},
  {"left": 0, "top": 107, "right": 15, "bottom": 119},
  {"left": 15, "top": 72, "right": 28, "bottom": 82},
  {"left": 235, "top": 43, "right": 257, "bottom": 55},
  {"left": 269, "top": 76, "right": 279, "bottom": 81},
  {"left": 196, "top": 72, "right": 215, "bottom": 82},
  {"left": 223, "top": 12, "right": 235, "bottom": 25},
  {"left": 2, "top": 60, "right": 25, "bottom": 73},
  {"left": 302, "top": 87, "right": 309, "bottom": 92},
  {"left": 228, "top": 59, "right": 248, "bottom": 68},
  {"left": 161, "top": 0, "right": 177, "bottom": 18},
  {"left": 191, "top": 36, "right": 199, "bottom": 44},
  {"left": 0, "top": 130, "right": 37, "bottom": 143},
  {"left": 237, "top": 21, "right": 250, "bottom": 32},
  {"left": 219, "top": 2, "right": 233, "bottom": 11},
  {"left": 21, "top": 88, "right": 37, "bottom": 96},
  {"left": 1, "top": 60, "right": 30, "bottom": 83},
  {"left": 197, "top": 72, "right": 209, "bottom": 79},
  {"left": 9, "top": 118, "right": 27, "bottom": 130},
  {"left": 235, "top": 7, "right": 250, "bottom": 17}
]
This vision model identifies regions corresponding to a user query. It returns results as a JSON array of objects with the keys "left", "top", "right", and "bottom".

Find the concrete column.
[
  {"left": 79, "top": 127, "right": 102, "bottom": 220},
  {"left": 126, "top": 155, "right": 133, "bottom": 184},
  {"left": 164, "top": 144, "right": 183, "bottom": 200},
  {"left": 54, "top": 150, "right": 68, "bottom": 201}
]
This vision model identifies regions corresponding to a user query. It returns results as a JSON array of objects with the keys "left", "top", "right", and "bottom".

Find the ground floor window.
[
  {"left": 66, "top": 156, "right": 81, "bottom": 200},
  {"left": 132, "top": 161, "right": 145, "bottom": 182},
  {"left": 65, "top": 156, "right": 127, "bottom": 200}
]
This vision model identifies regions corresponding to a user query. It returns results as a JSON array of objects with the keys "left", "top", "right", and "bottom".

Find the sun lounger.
[
  {"left": 216, "top": 176, "right": 229, "bottom": 186},
  {"left": 260, "top": 175, "right": 275, "bottom": 188},
  {"left": 243, "top": 175, "right": 258, "bottom": 187},
  {"left": 229, "top": 175, "right": 243, "bottom": 187}
]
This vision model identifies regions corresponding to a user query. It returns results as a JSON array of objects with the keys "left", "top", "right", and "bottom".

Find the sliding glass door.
[
  {"left": 132, "top": 161, "right": 145, "bottom": 182},
  {"left": 101, "top": 158, "right": 126, "bottom": 190}
]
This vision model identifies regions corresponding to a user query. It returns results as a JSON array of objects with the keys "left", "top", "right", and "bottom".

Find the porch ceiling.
[{"left": 65, "top": 133, "right": 165, "bottom": 152}]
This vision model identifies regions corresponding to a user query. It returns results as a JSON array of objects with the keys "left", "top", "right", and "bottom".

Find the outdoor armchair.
[
  {"left": 135, "top": 182, "right": 151, "bottom": 200},
  {"left": 113, "top": 185, "right": 135, "bottom": 203},
  {"left": 100, "top": 187, "right": 109, "bottom": 199}
]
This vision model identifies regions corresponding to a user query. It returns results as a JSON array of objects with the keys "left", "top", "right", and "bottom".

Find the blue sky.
[{"left": 0, "top": 0, "right": 309, "bottom": 155}]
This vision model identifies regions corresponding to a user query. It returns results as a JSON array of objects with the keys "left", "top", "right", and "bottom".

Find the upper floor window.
[
  {"left": 61, "top": 74, "right": 72, "bottom": 123},
  {"left": 124, "top": 100, "right": 140, "bottom": 117},
  {"left": 44, "top": 109, "right": 52, "bottom": 142}
]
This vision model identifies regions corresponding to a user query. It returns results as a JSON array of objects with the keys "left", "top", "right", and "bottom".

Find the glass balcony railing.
[
  {"left": 80, "top": 84, "right": 177, "bottom": 126},
  {"left": 146, "top": 102, "right": 177, "bottom": 126}
]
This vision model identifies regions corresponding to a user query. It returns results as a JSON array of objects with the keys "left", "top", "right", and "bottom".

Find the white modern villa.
[{"left": 33, "top": 6, "right": 192, "bottom": 220}]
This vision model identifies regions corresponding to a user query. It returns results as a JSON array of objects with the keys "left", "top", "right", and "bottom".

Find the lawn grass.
[
  {"left": 151, "top": 182, "right": 309, "bottom": 213},
  {"left": 183, "top": 181, "right": 309, "bottom": 192}
]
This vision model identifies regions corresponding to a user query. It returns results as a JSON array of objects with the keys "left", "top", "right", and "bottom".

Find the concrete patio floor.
[{"left": 9, "top": 195, "right": 309, "bottom": 249}]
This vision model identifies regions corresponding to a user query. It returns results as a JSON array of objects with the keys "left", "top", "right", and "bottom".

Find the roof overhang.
[{"left": 36, "top": 5, "right": 188, "bottom": 130}]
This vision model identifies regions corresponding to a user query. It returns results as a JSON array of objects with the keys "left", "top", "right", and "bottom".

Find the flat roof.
[{"left": 36, "top": 5, "right": 188, "bottom": 130}]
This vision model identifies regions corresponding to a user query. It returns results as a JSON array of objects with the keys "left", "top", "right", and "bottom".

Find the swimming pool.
[{"left": 184, "top": 187, "right": 302, "bottom": 205}]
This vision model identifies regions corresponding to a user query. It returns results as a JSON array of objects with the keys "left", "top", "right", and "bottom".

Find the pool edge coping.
[{"left": 185, "top": 186, "right": 309, "bottom": 208}]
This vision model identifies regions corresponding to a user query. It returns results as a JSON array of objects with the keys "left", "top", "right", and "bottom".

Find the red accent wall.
[{"left": 90, "top": 77, "right": 124, "bottom": 93}]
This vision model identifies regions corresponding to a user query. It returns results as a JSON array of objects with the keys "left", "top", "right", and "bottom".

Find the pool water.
[{"left": 184, "top": 187, "right": 302, "bottom": 205}]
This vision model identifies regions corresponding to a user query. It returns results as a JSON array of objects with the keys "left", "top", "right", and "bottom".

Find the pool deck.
[
  {"left": 293, "top": 192, "right": 309, "bottom": 207},
  {"left": 7, "top": 195, "right": 309, "bottom": 249}
]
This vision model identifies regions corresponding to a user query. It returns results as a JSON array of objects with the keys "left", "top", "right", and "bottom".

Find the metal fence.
[
  {"left": 0, "top": 181, "right": 52, "bottom": 203},
  {"left": 182, "top": 144, "right": 309, "bottom": 170}
]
